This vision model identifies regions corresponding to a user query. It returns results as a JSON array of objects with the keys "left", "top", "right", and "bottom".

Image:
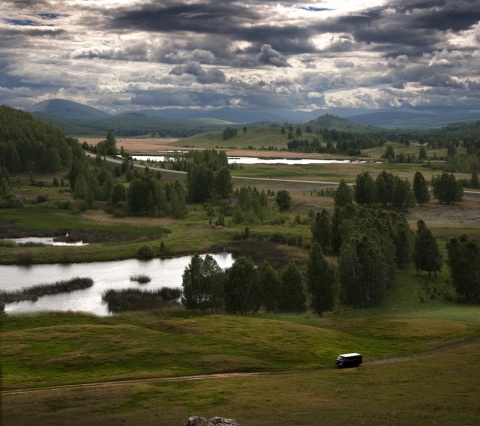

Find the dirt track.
[{"left": 3, "top": 338, "right": 478, "bottom": 397}]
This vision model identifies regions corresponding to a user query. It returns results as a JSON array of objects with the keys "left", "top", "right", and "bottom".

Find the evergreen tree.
[
  {"left": 413, "top": 172, "right": 430, "bottom": 205},
  {"left": 307, "top": 243, "right": 336, "bottom": 317},
  {"left": 224, "top": 256, "right": 259, "bottom": 314},
  {"left": 257, "top": 260, "right": 281, "bottom": 313},
  {"left": 334, "top": 179, "right": 353, "bottom": 207},
  {"left": 187, "top": 163, "right": 215, "bottom": 203},
  {"left": 414, "top": 220, "right": 442, "bottom": 277},
  {"left": 447, "top": 235, "right": 480, "bottom": 302},
  {"left": 215, "top": 166, "right": 232, "bottom": 199},
  {"left": 339, "top": 232, "right": 392, "bottom": 308},
  {"left": 276, "top": 190, "right": 292, "bottom": 211},
  {"left": 311, "top": 209, "right": 331, "bottom": 253},
  {"left": 431, "top": 172, "right": 463, "bottom": 204},
  {"left": 375, "top": 170, "right": 394, "bottom": 207},
  {"left": 392, "top": 176, "right": 415, "bottom": 212},
  {"left": 182, "top": 254, "right": 225, "bottom": 311},
  {"left": 354, "top": 171, "right": 375, "bottom": 206},
  {"left": 278, "top": 261, "right": 306, "bottom": 313}
]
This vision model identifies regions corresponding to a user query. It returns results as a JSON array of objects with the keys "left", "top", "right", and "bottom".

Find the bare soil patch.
[{"left": 407, "top": 194, "right": 480, "bottom": 227}]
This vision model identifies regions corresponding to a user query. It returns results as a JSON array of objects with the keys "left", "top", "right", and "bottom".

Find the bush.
[
  {"left": 36, "top": 194, "right": 49, "bottom": 203},
  {"left": 13, "top": 250, "right": 33, "bottom": 265},
  {"left": 136, "top": 245, "right": 154, "bottom": 260}
]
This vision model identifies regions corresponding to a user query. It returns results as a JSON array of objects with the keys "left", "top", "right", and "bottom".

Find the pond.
[
  {"left": 1, "top": 253, "right": 233, "bottom": 316},
  {"left": 132, "top": 155, "right": 366, "bottom": 165},
  {"left": 11, "top": 237, "right": 88, "bottom": 247}
]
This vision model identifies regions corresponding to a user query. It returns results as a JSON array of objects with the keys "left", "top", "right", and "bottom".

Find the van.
[{"left": 336, "top": 353, "right": 362, "bottom": 368}]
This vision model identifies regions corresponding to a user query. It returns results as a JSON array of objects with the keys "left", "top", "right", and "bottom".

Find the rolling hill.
[{"left": 25, "top": 99, "right": 110, "bottom": 119}]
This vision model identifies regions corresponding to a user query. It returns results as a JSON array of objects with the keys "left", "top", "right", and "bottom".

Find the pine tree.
[
  {"left": 278, "top": 261, "right": 306, "bottom": 313},
  {"left": 414, "top": 220, "right": 442, "bottom": 277},
  {"left": 413, "top": 172, "right": 430, "bottom": 205},
  {"left": 334, "top": 179, "right": 353, "bottom": 207},
  {"left": 257, "top": 260, "right": 280, "bottom": 313},
  {"left": 307, "top": 243, "right": 336, "bottom": 317}
]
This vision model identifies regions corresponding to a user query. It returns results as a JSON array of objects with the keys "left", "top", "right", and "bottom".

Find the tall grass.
[
  {"left": 102, "top": 287, "right": 182, "bottom": 313},
  {"left": 1, "top": 277, "right": 93, "bottom": 303}
]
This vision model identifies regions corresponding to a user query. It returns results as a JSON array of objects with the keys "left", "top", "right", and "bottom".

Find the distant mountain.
[
  {"left": 139, "top": 107, "right": 321, "bottom": 123},
  {"left": 348, "top": 109, "right": 480, "bottom": 128},
  {"left": 26, "top": 99, "right": 110, "bottom": 119}
]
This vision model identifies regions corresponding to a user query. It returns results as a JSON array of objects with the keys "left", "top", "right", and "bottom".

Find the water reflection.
[
  {"left": 1, "top": 253, "right": 233, "bottom": 316},
  {"left": 11, "top": 237, "right": 88, "bottom": 246}
]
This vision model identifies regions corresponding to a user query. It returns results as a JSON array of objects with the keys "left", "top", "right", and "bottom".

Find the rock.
[{"left": 186, "top": 416, "right": 239, "bottom": 426}]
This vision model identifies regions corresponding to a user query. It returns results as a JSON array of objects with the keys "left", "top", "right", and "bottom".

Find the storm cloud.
[{"left": 0, "top": 0, "right": 479, "bottom": 112}]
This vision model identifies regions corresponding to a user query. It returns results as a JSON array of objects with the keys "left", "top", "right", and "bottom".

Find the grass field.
[{"left": 2, "top": 136, "right": 480, "bottom": 425}]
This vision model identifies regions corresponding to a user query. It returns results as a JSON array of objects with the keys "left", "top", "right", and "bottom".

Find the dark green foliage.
[
  {"left": 311, "top": 209, "right": 331, "bottom": 253},
  {"left": 354, "top": 171, "right": 375, "bottom": 206},
  {"left": 102, "top": 287, "right": 182, "bottom": 313},
  {"left": 187, "top": 163, "right": 215, "bottom": 202},
  {"left": 275, "top": 190, "right": 292, "bottom": 211},
  {"left": 215, "top": 166, "right": 233, "bottom": 199},
  {"left": 111, "top": 183, "right": 127, "bottom": 205},
  {"left": 383, "top": 145, "right": 395, "bottom": 160},
  {"left": 337, "top": 207, "right": 402, "bottom": 308},
  {"left": 307, "top": 243, "right": 337, "bottom": 316},
  {"left": 222, "top": 127, "right": 238, "bottom": 140},
  {"left": 96, "top": 132, "right": 117, "bottom": 156},
  {"left": 339, "top": 232, "right": 394, "bottom": 309},
  {"left": 391, "top": 176, "right": 415, "bottom": 212},
  {"left": 447, "top": 235, "right": 480, "bottom": 302},
  {"left": 413, "top": 172, "right": 430, "bottom": 205},
  {"left": 470, "top": 171, "right": 480, "bottom": 189},
  {"left": 278, "top": 261, "right": 306, "bottom": 313},
  {"left": 0, "top": 106, "right": 72, "bottom": 174},
  {"left": 375, "top": 170, "right": 395, "bottom": 208},
  {"left": 136, "top": 245, "right": 154, "bottom": 260},
  {"left": 334, "top": 179, "right": 353, "bottom": 207},
  {"left": 232, "top": 186, "right": 269, "bottom": 224},
  {"left": 414, "top": 220, "right": 442, "bottom": 277},
  {"left": 431, "top": 172, "right": 463, "bottom": 204},
  {"left": 127, "top": 173, "right": 186, "bottom": 218},
  {"left": 182, "top": 254, "right": 225, "bottom": 312},
  {"left": 224, "top": 256, "right": 259, "bottom": 314},
  {"left": 373, "top": 171, "right": 415, "bottom": 211},
  {"left": 257, "top": 260, "right": 281, "bottom": 313}
]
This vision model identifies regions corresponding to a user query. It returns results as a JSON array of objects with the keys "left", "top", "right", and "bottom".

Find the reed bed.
[
  {"left": 129, "top": 274, "right": 151, "bottom": 284},
  {"left": 1, "top": 277, "right": 94, "bottom": 303},
  {"left": 102, "top": 287, "right": 182, "bottom": 313}
]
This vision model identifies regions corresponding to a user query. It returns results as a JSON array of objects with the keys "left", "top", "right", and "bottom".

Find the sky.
[{"left": 1, "top": 0, "right": 480, "bottom": 114}]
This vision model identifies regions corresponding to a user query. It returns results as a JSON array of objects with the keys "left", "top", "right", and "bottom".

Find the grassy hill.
[{"left": 305, "top": 113, "right": 377, "bottom": 132}]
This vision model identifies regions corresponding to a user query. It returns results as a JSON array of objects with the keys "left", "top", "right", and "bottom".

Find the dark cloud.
[
  {"left": 257, "top": 44, "right": 290, "bottom": 67},
  {"left": 169, "top": 61, "right": 226, "bottom": 84},
  {"left": 1, "top": 0, "right": 480, "bottom": 112}
]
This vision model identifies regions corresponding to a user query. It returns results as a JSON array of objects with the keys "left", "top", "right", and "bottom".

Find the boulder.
[{"left": 186, "top": 416, "right": 239, "bottom": 426}]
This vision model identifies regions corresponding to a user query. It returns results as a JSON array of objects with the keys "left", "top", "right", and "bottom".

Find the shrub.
[
  {"left": 13, "top": 250, "right": 33, "bottom": 265},
  {"left": 36, "top": 194, "right": 49, "bottom": 203},
  {"left": 136, "top": 245, "right": 154, "bottom": 260}
]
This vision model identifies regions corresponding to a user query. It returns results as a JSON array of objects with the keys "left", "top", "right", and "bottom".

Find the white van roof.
[{"left": 339, "top": 353, "right": 361, "bottom": 357}]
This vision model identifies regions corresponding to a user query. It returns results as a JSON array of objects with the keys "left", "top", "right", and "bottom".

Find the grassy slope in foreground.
[{"left": 2, "top": 259, "right": 480, "bottom": 425}]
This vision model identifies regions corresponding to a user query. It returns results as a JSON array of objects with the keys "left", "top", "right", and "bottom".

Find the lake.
[{"left": 1, "top": 253, "right": 233, "bottom": 316}]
